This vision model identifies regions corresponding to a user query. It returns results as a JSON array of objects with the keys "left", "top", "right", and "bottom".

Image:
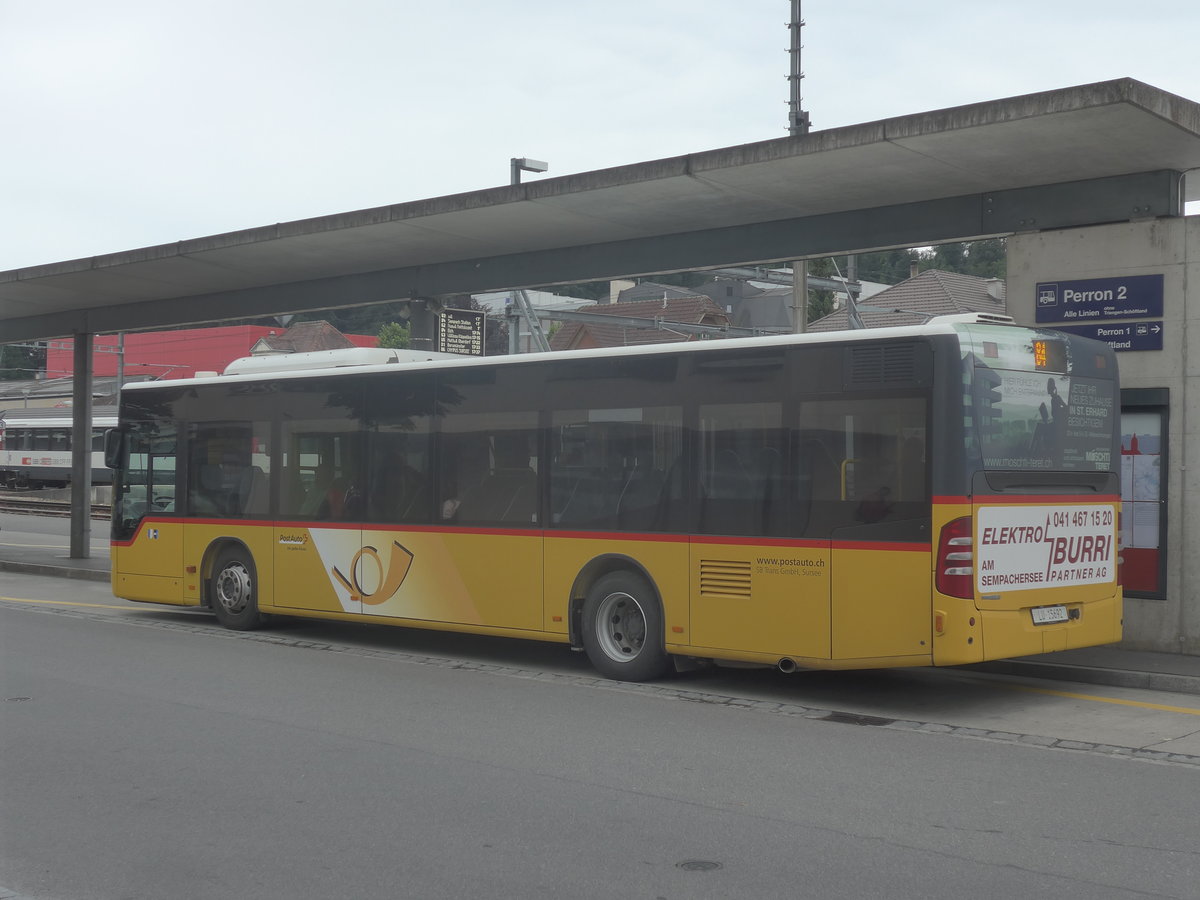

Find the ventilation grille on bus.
[
  {"left": 848, "top": 343, "right": 917, "bottom": 386},
  {"left": 699, "top": 559, "right": 752, "bottom": 599}
]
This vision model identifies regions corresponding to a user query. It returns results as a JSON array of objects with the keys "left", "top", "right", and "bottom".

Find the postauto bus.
[{"left": 105, "top": 316, "right": 1121, "bottom": 681}]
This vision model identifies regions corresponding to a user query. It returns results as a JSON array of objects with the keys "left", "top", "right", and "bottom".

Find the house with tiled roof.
[
  {"left": 807, "top": 270, "right": 1006, "bottom": 332},
  {"left": 801, "top": 271, "right": 1008, "bottom": 336},
  {"left": 615, "top": 281, "right": 708, "bottom": 304},
  {"left": 250, "top": 320, "right": 376, "bottom": 355},
  {"left": 549, "top": 296, "right": 732, "bottom": 351}
]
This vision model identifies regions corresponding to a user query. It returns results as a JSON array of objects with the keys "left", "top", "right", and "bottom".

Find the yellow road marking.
[
  {"left": 0, "top": 596, "right": 129, "bottom": 611},
  {"left": 1008, "top": 683, "right": 1200, "bottom": 716}
]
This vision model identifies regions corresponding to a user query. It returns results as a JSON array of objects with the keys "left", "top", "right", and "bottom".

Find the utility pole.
[
  {"left": 788, "top": 2, "right": 810, "bottom": 332},
  {"left": 787, "top": 1, "right": 810, "bottom": 137}
]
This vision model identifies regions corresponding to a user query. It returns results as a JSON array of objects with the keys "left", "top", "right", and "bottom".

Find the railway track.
[{"left": 0, "top": 495, "right": 110, "bottom": 519}]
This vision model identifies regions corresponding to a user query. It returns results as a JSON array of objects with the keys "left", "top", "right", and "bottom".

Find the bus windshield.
[{"left": 959, "top": 324, "right": 1116, "bottom": 473}]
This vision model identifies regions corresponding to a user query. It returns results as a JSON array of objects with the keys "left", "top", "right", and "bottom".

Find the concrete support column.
[
  {"left": 791, "top": 261, "right": 808, "bottom": 333},
  {"left": 70, "top": 332, "right": 93, "bottom": 559}
]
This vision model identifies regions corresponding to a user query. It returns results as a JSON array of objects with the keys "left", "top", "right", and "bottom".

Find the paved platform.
[
  {"left": 0, "top": 512, "right": 109, "bottom": 582},
  {"left": 1, "top": 514, "right": 1197, "bottom": 696}
]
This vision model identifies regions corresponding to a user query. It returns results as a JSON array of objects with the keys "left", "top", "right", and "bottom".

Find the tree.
[
  {"left": 0, "top": 342, "right": 44, "bottom": 381},
  {"left": 804, "top": 257, "right": 836, "bottom": 322},
  {"left": 376, "top": 321, "right": 411, "bottom": 349},
  {"left": 964, "top": 238, "right": 1006, "bottom": 278},
  {"left": 932, "top": 243, "right": 967, "bottom": 272},
  {"left": 852, "top": 249, "right": 919, "bottom": 284}
]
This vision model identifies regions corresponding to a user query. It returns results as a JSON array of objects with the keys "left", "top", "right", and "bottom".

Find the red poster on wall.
[{"left": 1120, "top": 412, "right": 1164, "bottom": 596}]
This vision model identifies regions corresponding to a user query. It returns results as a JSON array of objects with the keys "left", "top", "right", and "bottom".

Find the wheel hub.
[
  {"left": 215, "top": 563, "right": 252, "bottom": 614},
  {"left": 595, "top": 591, "right": 646, "bottom": 661}
]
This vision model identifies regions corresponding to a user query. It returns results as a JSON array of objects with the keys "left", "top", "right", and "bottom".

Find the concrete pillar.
[{"left": 70, "top": 332, "right": 93, "bottom": 559}]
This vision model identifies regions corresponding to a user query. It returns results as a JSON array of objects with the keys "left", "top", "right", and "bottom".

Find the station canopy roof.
[{"left": 3, "top": 77, "right": 1200, "bottom": 342}]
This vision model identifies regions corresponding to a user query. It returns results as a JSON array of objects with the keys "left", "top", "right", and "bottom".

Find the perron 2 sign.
[{"left": 1035, "top": 274, "right": 1163, "bottom": 324}]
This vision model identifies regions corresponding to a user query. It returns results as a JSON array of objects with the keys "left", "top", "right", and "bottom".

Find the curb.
[
  {"left": 0, "top": 560, "right": 110, "bottom": 583},
  {"left": 970, "top": 660, "right": 1200, "bottom": 696}
]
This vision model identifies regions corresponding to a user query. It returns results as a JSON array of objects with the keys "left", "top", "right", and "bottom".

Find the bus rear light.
[
  {"left": 936, "top": 516, "right": 973, "bottom": 599},
  {"left": 1116, "top": 512, "right": 1124, "bottom": 587}
]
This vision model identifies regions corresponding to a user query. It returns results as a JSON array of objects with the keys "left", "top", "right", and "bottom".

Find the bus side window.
[
  {"left": 697, "top": 402, "right": 785, "bottom": 537},
  {"left": 439, "top": 410, "right": 539, "bottom": 526},
  {"left": 187, "top": 423, "right": 269, "bottom": 518},
  {"left": 798, "top": 397, "right": 928, "bottom": 536}
]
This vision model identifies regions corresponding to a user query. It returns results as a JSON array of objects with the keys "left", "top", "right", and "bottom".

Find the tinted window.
[
  {"left": 798, "top": 396, "right": 928, "bottom": 538},
  {"left": 187, "top": 422, "right": 271, "bottom": 518},
  {"left": 273, "top": 379, "right": 363, "bottom": 521},
  {"left": 698, "top": 402, "right": 788, "bottom": 536},
  {"left": 550, "top": 406, "right": 683, "bottom": 532},
  {"left": 364, "top": 375, "right": 435, "bottom": 524}
]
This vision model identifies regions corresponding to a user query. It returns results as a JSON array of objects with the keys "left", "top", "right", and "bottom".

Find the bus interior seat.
[
  {"left": 238, "top": 466, "right": 268, "bottom": 516},
  {"left": 554, "top": 472, "right": 610, "bottom": 527},
  {"left": 616, "top": 465, "right": 665, "bottom": 530},
  {"left": 300, "top": 466, "right": 335, "bottom": 517},
  {"left": 456, "top": 468, "right": 537, "bottom": 523},
  {"left": 190, "top": 463, "right": 226, "bottom": 515},
  {"left": 700, "top": 449, "right": 757, "bottom": 534}
]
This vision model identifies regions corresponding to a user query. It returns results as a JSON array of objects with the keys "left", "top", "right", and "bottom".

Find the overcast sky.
[{"left": 2, "top": 0, "right": 1197, "bottom": 272}]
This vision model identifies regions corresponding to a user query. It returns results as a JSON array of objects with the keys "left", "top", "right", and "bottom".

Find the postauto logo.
[{"left": 331, "top": 539, "right": 414, "bottom": 605}]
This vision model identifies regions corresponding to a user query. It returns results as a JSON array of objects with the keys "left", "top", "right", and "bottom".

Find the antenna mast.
[
  {"left": 787, "top": 2, "right": 810, "bottom": 332},
  {"left": 787, "top": 1, "right": 810, "bottom": 135}
]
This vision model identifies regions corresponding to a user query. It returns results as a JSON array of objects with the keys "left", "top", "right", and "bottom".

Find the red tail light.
[
  {"left": 1116, "top": 511, "right": 1124, "bottom": 587},
  {"left": 936, "top": 516, "right": 973, "bottom": 599}
]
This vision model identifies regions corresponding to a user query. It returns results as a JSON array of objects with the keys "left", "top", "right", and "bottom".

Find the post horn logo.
[{"left": 331, "top": 540, "right": 414, "bottom": 606}]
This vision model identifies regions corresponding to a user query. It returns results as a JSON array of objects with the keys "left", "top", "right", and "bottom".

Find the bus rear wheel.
[
  {"left": 581, "top": 571, "right": 669, "bottom": 682},
  {"left": 211, "top": 546, "right": 264, "bottom": 631}
]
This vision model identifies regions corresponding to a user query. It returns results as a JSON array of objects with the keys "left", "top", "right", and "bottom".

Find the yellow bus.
[{"left": 106, "top": 315, "right": 1122, "bottom": 681}]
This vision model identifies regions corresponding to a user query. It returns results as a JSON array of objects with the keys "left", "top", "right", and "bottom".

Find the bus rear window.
[{"left": 970, "top": 367, "right": 1115, "bottom": 471}]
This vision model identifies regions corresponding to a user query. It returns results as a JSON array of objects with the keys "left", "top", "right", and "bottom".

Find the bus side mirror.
[{"left": 103, "top": 427, "right": 125, "bottom": 469}]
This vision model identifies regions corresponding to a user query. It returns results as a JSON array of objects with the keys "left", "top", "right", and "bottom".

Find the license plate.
[{"left": 1031, "top": 605, "right": 1069, "bottom": 625}]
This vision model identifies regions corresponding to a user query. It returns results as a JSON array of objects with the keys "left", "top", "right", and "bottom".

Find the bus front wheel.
[
  {"left": 581, "top": 571, "right": 669, "bottom": 682},
  {"left": 211, "top": 546, "right": 264, "bottom": 631}
]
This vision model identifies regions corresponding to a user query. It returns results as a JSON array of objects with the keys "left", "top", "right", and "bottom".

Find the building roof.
[
  {"left": 727, "top": 287, "right": 795, "bottom": 331},
  {"left": 250, "top": 320, "right": 364, "bottom": 354},
  {"left": 549, "top": 296, "right": 731, "bottom": 350},
  {"left": 807, "top": 269, "right": 1006, "bottom": 332},
  {"left": 616, "top": 281, "right": 709, "bottom": 303},
  {"left": 0, "top": 376, "right": 131, "bottom": 406}
]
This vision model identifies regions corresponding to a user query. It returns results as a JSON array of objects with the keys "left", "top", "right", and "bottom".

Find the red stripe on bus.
[
  {"left": 690, "top": 534, "right": 830, "bottom": 549},
  {"left": 549, "top": 530, "right": 688, "bottom": 544}
]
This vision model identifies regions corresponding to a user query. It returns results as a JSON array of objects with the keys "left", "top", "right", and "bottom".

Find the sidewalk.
[
  {"left": 971, "top": 647, "right": 1200, "bottom": 696},
  {"left": 1, "top": 535, "right": 1197, "bottom": 696},
  {"left": 0, "top": 521, "right": 110, "bottom": 582}
]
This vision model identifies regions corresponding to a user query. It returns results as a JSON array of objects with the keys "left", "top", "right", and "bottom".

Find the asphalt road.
[{"left": 2, "top": 574, "right": 1199, "bottom": 900}]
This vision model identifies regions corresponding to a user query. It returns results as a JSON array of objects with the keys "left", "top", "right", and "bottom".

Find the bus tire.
[
  {"left": 211, "top": 546, "right": 265, "bottom": 631},
  {"left": 581, "top": 571, "right": 669, "bottom": 682}
]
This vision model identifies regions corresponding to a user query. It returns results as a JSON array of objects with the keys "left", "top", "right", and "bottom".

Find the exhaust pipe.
[{"left": 777, "top": 657, "right": 797, "bottom": 674}]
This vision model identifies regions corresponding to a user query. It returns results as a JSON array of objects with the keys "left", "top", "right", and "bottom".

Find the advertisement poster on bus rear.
[
  {"left": 975, "top": 369, "right": 1114, "bottom": 472},
  {"left": 976, "top": 504, "right": 1116, "bottom": 593}
]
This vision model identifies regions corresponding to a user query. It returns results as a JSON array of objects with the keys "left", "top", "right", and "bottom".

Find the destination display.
[
  {"left": 437, "top": 308, "right": 486, "bottom": 356},
  {"left": 1035, "top": 274, "right": 1163, "bottom": 324}
]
